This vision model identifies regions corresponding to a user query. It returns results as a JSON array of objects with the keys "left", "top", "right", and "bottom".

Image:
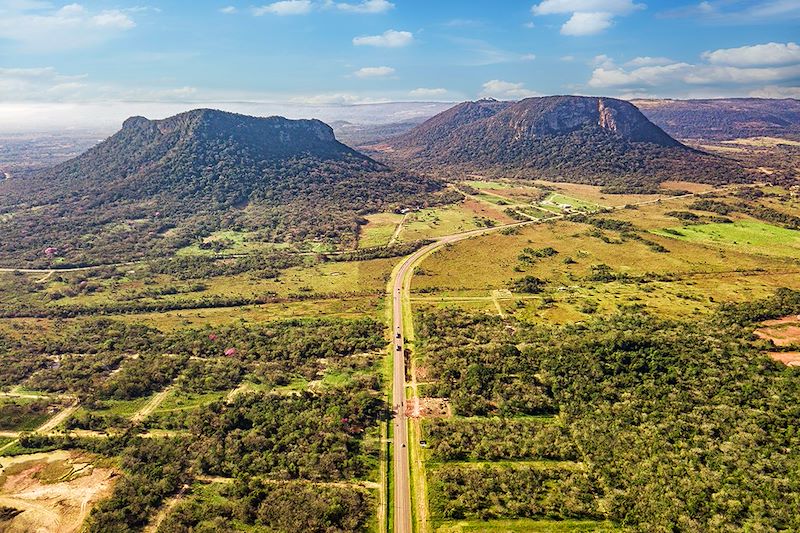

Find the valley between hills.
[{"left": 0, "top": 96, "right": 799, "bottom": 533}]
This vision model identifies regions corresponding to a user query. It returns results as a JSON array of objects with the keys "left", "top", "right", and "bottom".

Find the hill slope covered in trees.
[
  {"left": 0, "top": 109, "right": 448, "bottom": 266},
  {"left": 373, "top": 96, "right": 753, "bottom": 187},
  {"left": 633, "top": 98, "right": 800, "bottom": 140}
]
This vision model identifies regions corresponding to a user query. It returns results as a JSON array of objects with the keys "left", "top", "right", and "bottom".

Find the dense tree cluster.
[
  {"left": 416, "top": 310, "right": 556, "bottom": 417},
  {"left": 87, "top": 437, "right": 194, "bottom": 532},
  {"left": 422, "top": 418, "right": 577, "bottom": 462},
  {"left": 430, "top": 464, "right": 603, "bottom": 521},
  {"left": 188, "top": 391, "right": 383, "bottom": 481},
  {"left": 416, "top": 290, "right": 800, "bottom": 530},
  {"left": 158, "top": 479, "right": 374, "bottom": 533}
]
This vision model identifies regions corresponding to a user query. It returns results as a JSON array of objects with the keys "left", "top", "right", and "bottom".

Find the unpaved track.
[
  {"left": 36, "top": 402, "right": 79, "bottom": 434},
  {"left": 131, "top": 386, "right": 173, "bottom": 423}
]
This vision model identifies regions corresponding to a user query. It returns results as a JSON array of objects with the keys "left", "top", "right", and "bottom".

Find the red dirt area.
[
  {"left": 755, "top": 316, "right": 800, "bottom": 367},
  {"left": 768, "top": 352, "right": 800, "bottom": 367},
  {"left": 755, "top": 315, "right": 800, "bottom": 347}
]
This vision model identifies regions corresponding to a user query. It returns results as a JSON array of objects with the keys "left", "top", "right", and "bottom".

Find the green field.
[
  {"left": 434, "top": 519, "right": 623, "bottom": 532},
  {"left": 359, "top": 213, "right": 404, "bottom": 249},
  {"left": 398, "top": 205, "right": 494, "bottom": 241},
  {"left": 652, "top": 220, "right": 800, "bottom": 258},
  {"left": 176, "top": 230, "right": 292, "bottom": 256},
  {"left": 544, "top": 192, "right": 605, "bottom": 211}
]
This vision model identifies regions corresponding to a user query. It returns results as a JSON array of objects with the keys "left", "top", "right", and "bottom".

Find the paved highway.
[{"left": 389, "top": 223, "right": 538, "bottom": 533}]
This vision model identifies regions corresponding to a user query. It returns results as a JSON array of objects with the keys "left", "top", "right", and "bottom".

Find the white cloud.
[
  {"left": 587, "top": 42, "right": 800, "bottom": 96},
  {"left": 624, "top": 56, "right": 674, "bottom": 67},
  {"left": 683, "top": 64, "right": 800, "bottom": 85},
  {"left": 532, "top": 0, "right": 644, "bottom": 36},
  {"left": 220, "top": 6, "right": 238, "bottom": 14},
  {"left": 592, "top": 54, "right": 614, "bottom": 67},
  {"left": 521, "top": 53, "right": 537, "bottom": 61},
  {"left": 409, "top": 87, "right": 447, "bottom": 97},
  {"left": 560, "top": 11, "right": 613, "bottom": 35},
  {"left": 480, "top": 80, "right": 540, "bottom": 99},
  {"left": 0, "top": 2, "right": 136, "bottom": 50},
  {"left": 589, "top": 62, "right": 693, "bottom": 87},
  {"left": 532, "top": 0, "right": 643, "bottom": 15},
  {"left": 353, "top": 29, "right": 413, "bottom": 47},
  {"left": 354, "top": 66, "right": 395, "bottom": 78},
  {"left": 330, "top": 0, "right": 394, "bottom": 13},
  {"left": 560, "top": 55, "right": 575, "bottom": 61},
  {"left": 253, "top": 0, "right": 312, "bottom": 16},
  {"left": 702, "top": 42, "right": 800, "bottom": 67}
]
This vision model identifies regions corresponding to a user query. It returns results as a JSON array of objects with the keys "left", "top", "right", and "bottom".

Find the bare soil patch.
[
  {"left": 417, "top": 397, "right": 451, "bottom": 418},
  {"left": 0, "top": 451, "right": 117, "bottom": 533},
  {"left": 755, "top": 315, "right": 800, "bottom": 347},
  {"left": 768, "top": 352, "right": 800, "bottom": 367}
]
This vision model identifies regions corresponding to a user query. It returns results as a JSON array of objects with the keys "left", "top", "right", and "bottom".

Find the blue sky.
[{"left": 0, "top": 0, "right": 798, "bottom": 129}]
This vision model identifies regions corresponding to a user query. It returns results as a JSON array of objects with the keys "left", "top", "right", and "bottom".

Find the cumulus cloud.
[
  {"left": 352, "top": 29, "right": 413, "bottom": 47},
  {"left": 220, "top": 6, "right": 238, "bottom": 14},
  {"left": 253, "top": 0, "right": 312, "bottom": 16},
  {"left": 0, "top": 2, "right": 136, "bottom": 50},
  {"left": 587, "top": 41, "right": 800, "bottom": 97},
  {"left": 480, "top": 80, "right": 540, "bottom": 99},
  {"left": 329, "top": 0, "right": 394, "bottom": 13},
  {"left": 561, "top": 12, "right": 613, "bottom": 35},
  {"left": 521, "top": 53, "right": 537, "bottom": 61},
  {"left": 624, "top": 56, "right": 675, "bottom": 67},
  {"left": 409, "top": 87, "right": 447, "bottom": 97},
  {"left": 702, "top": 42, "right": 800, "bottom": 67},
  {"left": 354, "top": 66, "right": 395, "bottom": 78},
  {"left": 532, "top": 0, "right": 644, "bottom": 36}
]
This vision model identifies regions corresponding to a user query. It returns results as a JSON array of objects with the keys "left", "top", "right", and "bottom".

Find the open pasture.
[{"left": 652, "top": 220, "right": 800, "bottom": 258}]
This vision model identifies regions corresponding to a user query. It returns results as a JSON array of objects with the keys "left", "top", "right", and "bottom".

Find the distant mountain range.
[
  {"left": 633, "top": 98, "right": 800, "bottom": 140},
  {"left": 0, "top": 109, "right": 445, "bottom": 266},
  {"left": 370, "top": 96, "right": 752, "bottom": 186}
]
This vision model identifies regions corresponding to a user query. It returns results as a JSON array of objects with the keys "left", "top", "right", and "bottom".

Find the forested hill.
[
  {"left": 633, "top": 98, "right": 800, "bottom": 140},
  {"left": 371, "top": 95, "right": 753, "bottom": 186},
  {"left": 0, "top": 109, "right": 447, "bottom": 267}
]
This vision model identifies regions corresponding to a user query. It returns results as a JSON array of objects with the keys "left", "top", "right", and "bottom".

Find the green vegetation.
[
  {"left": 415, "top": 288, "right": 800, "bottom": 530},
  {"left": 0, "top": 109, "right": 455, "bottom": 267},
  {"left": 0, "top": 397, "right": 65, "bottom": 431},
  {"left": 652, "top": 220, "right": 800, "bottom": 257},
  {"left": 358, "top": 212, "right": 404, "bottom": 249}
]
